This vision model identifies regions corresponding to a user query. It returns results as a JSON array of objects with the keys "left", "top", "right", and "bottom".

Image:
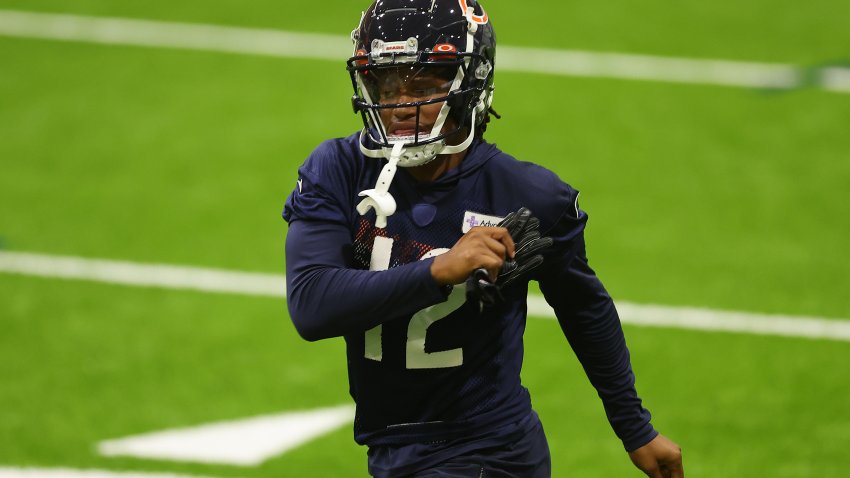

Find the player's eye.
[{"left": 412, "top": 88, "right": 434, "bottom": 97}]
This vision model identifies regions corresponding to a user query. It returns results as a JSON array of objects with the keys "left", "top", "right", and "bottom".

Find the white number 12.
[{"left": 364, "top": 237, "right": 466, "bottom": 369}]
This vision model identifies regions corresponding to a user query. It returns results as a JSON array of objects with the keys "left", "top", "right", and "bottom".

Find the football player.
[{"left": 283, "top": 1, "right": 684, "bottom": 477}]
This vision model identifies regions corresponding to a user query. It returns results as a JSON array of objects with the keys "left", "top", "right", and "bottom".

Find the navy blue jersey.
[{"left": 283, "top": 133, "right": 656, "bottom": 476}]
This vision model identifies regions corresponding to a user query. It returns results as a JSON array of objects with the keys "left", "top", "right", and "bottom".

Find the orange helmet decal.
[{"left": 457, "top": 0, "right": 489, "bottom": 25}]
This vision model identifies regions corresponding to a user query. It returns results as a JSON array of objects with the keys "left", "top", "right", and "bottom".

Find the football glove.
[
  {"left": 466, "top": 267, "right": 504, "bottom": 306},
  {"left": 466, "top": 207, "right": 554, "bottom": 306}
]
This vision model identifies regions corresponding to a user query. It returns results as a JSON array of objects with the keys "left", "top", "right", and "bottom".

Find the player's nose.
[{"left": 390, "top": 101, "right": 417, "bottom": 121}]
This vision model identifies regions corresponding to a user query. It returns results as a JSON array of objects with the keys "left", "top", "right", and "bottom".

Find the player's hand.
[
  {"left": 628, "top": 434, "right": 684, "bottom": 478},
  {"left": 466, "top": 208, "right": 553, "bottom": 306},
  {"left": 430, "top": 226, "right": 515, "bottom": 285}
]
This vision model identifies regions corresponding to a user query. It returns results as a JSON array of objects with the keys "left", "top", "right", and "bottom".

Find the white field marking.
[
  {"left": 0, "top": 10, "right": 348, "bottom": 61},
  {"left": 98, "top": 405, "right": 355, "bottom": 466},
  {"left": 0, "top": 469, "right": 221, "bottom": 478},
  {"left": 2, "top": 251, "right": 850, "bottom": 342},
  {"left": 1, "top": 10, "right": 848, "bottom": 93},
  {"left": 498, "top": 47, "right": 800, "bottom": 89},
  {"left": 0, "top": 251, "right": 286, "bottom": 297},
  {"left": 528, "top": 296, "right": 850, "bottom": 342},
  {"left": 820, "top": 67, "right": 850, "bottom": 93}
]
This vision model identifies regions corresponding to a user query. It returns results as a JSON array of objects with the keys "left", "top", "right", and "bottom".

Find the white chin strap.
[
  {"left": 356, "top": 107, "right": 477, "bottom": 230},
  {"left": 358, "top": 106, "right": 477, "bottom": 167},
  {"left": 356, "top": 142, "right": 403, "bottom": 229}
]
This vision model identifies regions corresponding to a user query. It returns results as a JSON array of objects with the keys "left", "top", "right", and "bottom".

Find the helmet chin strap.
[
  {"left": 356, "top": 107, "right": 477, "bottom": 230},
  {"left": 358, "top": 106, "right": 477, "bottom": 164},
  {"left": 357, "top": 142, "right": 404, "bottom": 229}
]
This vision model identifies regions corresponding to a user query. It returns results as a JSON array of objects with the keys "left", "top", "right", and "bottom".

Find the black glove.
[
  {"left": 496, "top": 207, "right": 553, "bottom": 289},
  {"left": 466, "top": 267, "right": 503, "bottom": 306},
  {"left": 466, "top": 207, "right": 553, "bottom": 306}
]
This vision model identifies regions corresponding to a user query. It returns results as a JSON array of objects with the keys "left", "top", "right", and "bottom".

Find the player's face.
[{"left": 363, "top": 65, "right": 459, "bottom": 140}]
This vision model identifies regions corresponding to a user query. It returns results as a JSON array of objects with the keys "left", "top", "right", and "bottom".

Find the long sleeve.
[
  {"left": 281, "top": 139, "right": 451, "bottom": 341},
  {"left": 538, "top": 235, "right": 658, "bottom": 451},
  {"left": 285, "top": 219, "right": 450, "bottom": 342},
  {"left": 505, "top": 166, "right": 656, "bottom": 450}
]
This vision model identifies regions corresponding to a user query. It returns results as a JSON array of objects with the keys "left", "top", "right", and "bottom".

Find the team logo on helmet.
[{"left": 458, "top": 0, "right": 489, "bottom": 25}]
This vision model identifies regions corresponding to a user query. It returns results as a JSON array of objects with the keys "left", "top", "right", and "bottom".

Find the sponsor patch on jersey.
[{"left": 462, "top": 211, "right": 504, "bottom": 233}]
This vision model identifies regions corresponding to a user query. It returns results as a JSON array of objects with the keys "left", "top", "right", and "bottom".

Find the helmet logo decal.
[
  {"left": 370, "top": 38, "right": 419, "bottom": 63},
  {"left": 457, "top": 0, "right": 489, "bottom": 25},
  {"left": 431, "top": 43, "right": 458, "bottom": 61}
]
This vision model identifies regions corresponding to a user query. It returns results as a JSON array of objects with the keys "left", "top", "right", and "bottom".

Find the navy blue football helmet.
[{"left": 347, "top": 0, "right": 497, "bottom": 166}]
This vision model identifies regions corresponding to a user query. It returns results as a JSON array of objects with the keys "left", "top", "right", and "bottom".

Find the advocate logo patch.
[{"left": 462, "top": 211, "right": 504, "bottom": 233}]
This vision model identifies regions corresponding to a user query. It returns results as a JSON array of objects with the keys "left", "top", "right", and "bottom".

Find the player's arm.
[
  {"left": 285, "top": 219, "right": 513, "bottom": 342},
  {"left": 285, "top": 218, "right": 447, "bottom": 341},
  {"left": 283, "top": 146, "right": 454, "bottom": 341},
  {"left": 539, "top": 236, "right": 658, "bottom": 449},
  {"left": 538, "top": 235, "right": 683, "bottom": 476}
]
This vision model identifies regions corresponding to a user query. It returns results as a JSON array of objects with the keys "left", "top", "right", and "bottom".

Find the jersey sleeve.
[
  {"left": 282, "top": 140, "right": 451, "bottom": 342},
  {"left": 535, "top": 183, "right": 658, "bottom": 452},
  {"left": 283, "top": 139, "right": 355, "bottom": 227},
  {"left": 504, "top": 161, "right": 587, "bottom": 254},
  {"left": 285, "top": 219, "right": 451, "bottom": 341}
]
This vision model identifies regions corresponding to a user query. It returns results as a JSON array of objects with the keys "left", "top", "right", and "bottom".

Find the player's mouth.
[{"left": 388, "top": 122, "right": 432, "bottom": 138}]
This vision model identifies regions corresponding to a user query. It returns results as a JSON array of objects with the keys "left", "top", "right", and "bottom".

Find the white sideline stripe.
[
  {"left": 0, "top": 10, "right": 847, "bottom": 92},
  {"left": 0, "top": 469, "right": 220, "bottom": 478},
  {"left": 2, "top": 251, "right": 850, "bottom": 342},
  {"left": 0, "top": 251, "right": 286, "bottom": 297},
  {"left": 0, "top": 10, "right": 348, "bottom": 61},
  {"left": 98, "top": 405, "right": 356, "bottom": 466},
  {"left": 498, "top": 47, "right": 800, "bottom": 89},
  {"left": 529, "top": 297, "right": 850, "bottom": 342},
  {"left": 820, "top": 67, "right": 850, "bottom": 93}
]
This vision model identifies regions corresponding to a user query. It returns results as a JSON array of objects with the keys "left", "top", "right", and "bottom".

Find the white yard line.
[
  {"left": 0, "top": 251, "right": 285, "bottom": 297},
  {"left": 0, "top": 469, "right": 221, "bottom": 478},
  {"left": 1, "top": 10, "right": 848, "bottom": 92},
  {"left": 98, "top": 405, "right": 355, "bottom": 466},
  {"left": 0, "top": 10, "right": 347, "bottom": 61},
  {"left": 820, "top": 67, "right": 850, "bottom": 93},
  {"left": 497, "top": 47, "right": 800, "bottom": 89},
  {"left": 2, "top": 251, "right": 849, "bottom": 342},
  {"left": 530, "top": 297, "right": 850, "bottom": 342}
]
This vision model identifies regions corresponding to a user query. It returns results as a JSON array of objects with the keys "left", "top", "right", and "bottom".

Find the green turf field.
[{"left": 1, "top": 1, "right": 849, "bottom": 477}]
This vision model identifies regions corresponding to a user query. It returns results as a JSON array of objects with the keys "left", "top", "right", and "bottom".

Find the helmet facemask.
[{"left": 348, "top": 47, "right": 487, "bottom": 167}]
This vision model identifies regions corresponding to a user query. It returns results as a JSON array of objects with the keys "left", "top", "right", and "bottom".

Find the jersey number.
[{"left": 364, "top": 237, "right": 466, "bottom": 369}]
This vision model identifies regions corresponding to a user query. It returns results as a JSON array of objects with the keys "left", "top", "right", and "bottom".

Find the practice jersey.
[{"left": 283, "top": 133, "right": 656, "bottom": 476}]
